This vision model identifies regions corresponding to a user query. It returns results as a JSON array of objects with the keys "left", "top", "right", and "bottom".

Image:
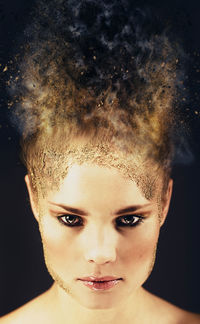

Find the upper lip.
[{"left": 78, "top": 276, "right": 122, "bottom": 282}]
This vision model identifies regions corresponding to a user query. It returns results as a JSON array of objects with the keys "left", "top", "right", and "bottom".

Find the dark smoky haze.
[{"left": 0, "top": 0, "right": 200, "bottom": 317}]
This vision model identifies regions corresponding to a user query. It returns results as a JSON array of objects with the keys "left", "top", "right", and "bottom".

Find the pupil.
[
  {"left": 67, "top": 215, "right": 75, "bottom": 223},
  {"left": 124, "top": 215, "right": 134, "bottom": 223}
]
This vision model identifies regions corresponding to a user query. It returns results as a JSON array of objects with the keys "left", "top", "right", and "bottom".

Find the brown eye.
[
  {"left": 116, "top": 215, "right": 144, "bottom": 227},
  {"left": 58, "top": 215, "right": 83, "bottom": 226}
]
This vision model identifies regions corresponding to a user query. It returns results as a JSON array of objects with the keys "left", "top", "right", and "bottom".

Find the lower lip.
[{"left": 80, "top": 279, "right": 121, "bottom": 290}]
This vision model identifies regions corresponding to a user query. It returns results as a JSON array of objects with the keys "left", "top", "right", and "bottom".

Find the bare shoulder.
[
  {"left": 143, "top": 288, "right": 200, "bottom": 324},
  {"left": 0, "top": 288, "right": 52, "bottom": 324}
]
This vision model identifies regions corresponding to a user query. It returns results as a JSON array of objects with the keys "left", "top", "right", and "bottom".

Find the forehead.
[
  {"left": 36, "top": 140, "right": 163, "bottom": 203},
  {"left": 46, "top": 163, "right": 158, "bottom": 207}
]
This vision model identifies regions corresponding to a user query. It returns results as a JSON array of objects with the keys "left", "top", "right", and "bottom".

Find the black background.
[{"left": 0, "top": 0, "right": 200, "bottom": 317}]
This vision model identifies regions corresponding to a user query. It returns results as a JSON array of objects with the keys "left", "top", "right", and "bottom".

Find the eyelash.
[{"left": 57, "top": 214, "right": 145, "bottom": 228}]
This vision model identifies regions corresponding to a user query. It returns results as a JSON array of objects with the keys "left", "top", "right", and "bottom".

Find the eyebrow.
[{"left": 48, "top": 201, "right": 152, "bottom": 216}]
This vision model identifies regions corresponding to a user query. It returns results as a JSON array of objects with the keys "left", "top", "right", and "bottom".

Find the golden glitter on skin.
[
  {"left": 43, "top": 244, "right": 73, "bottom": 296},
  {"left": 42, "top": 229, "right": 159, "bottom": 298},
  {"left": 146, "top": 244, "right": 158, "bottom": 279},
  {"left": 34, "top": 163, "right": 164, "bottom": 308},
  {"left": 25, "top": 127, "right": 168, "bottom": 208},
  {"left": 38, "top": 213, "right": 73, "bottom": 296}
]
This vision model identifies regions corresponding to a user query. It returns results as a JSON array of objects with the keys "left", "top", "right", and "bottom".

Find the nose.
[{"left": 82, "top": 225, "right": 117, "bottom": 265}]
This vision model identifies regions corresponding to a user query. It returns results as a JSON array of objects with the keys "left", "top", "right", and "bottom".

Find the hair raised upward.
[{"left": 8, "top": 0, "right": 187, "bottom": 201}]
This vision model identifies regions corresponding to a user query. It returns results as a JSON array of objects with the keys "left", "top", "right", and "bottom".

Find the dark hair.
[{"left": 7, "top": 0, "right": 188, "bottom": 200}]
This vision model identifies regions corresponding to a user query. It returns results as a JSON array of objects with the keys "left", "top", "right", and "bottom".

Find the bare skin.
[
  {"left": 1, "top": 164, "right": 200, "bottom": 324},
  {"left": 1, "top": 285, "right": 200, "bottom": 324}
]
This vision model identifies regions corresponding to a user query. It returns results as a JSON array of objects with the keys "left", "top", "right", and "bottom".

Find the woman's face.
[{"left": 25, "top": 163, "right": 172, "bottom": 309}]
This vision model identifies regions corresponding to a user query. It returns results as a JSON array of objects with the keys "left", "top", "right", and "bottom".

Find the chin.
[{"left": 74, "top": 292, "right": 122, "bottom": 310}]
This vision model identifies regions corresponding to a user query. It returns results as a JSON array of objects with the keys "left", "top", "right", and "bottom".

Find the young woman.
[{"left": 1, "top": 0, "right": 200, "bottom": 323}]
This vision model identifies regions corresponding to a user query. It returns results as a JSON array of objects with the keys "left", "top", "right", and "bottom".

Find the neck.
[{"left": 48, "top": 282, "right": 149, "bottom": 324}]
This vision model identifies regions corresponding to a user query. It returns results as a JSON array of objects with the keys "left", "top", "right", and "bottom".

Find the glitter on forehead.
[{"left": 31, "top": 137, "right": 163, "bottom": 211}]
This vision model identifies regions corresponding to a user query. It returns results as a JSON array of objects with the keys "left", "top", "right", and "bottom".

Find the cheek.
[
  {"left": 120, "top": 223, "right": 160, "bottom": 278},
  {"left": 39, "top": 216, "right": 77, "bottom": 269}
]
